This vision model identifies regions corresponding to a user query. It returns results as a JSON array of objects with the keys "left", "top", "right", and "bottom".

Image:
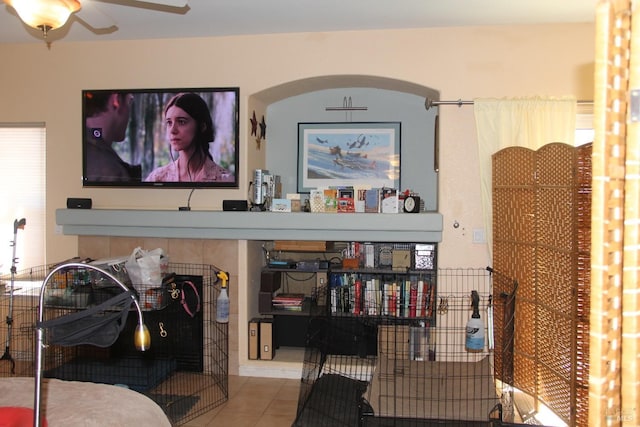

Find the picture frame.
[{"left": 297, "top": 122, "right": 401, "bottom": 193}]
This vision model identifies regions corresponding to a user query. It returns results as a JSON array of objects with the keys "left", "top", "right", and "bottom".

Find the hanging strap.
[
  {"left": 181, "top": 280, "right": 201, "bottom": 318},
  {"left": 38, "top": 291, "right": 135, "bottom": 348}
]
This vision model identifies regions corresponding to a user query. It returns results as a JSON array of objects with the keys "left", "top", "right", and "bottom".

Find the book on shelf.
[
  {"left": 272, "top": 304, "right": 303, "bottom": 312},
  {"left": 328, "top": 272, "right": 435, "bottom": 319},
  {"left": 426, "top": 280, "right": 435, "bottom": 318},
  {"left": 355, "top": 189, "right": 367, "bottom": 212},
  {"left": 323, "top": 188, "right": 338, "bottom": 213},
  {"left": 364, "top": 243, "right": 375, "bottom": 268},
  {"left": 309, "top": 189, "right": 325, "bottom": 212},
  {"left": 382, "top": 283, "right": 390, "bottom": 316},
  {"left": 390, "top": 282, "right": 398, "bottom": 317},
  {"left": 354, "top": 279, "right": 362, "bottom": 315},
  {"left": 272, "top": 293, "right": 305, "bottom": 311},
  {"left": 364, "top": 189, "right": 380, "bottom": 213},
  {"left": 363, "top": 278, "right": 381, "bottom": 316},
  {"left": 272, "top": 293, "right": 305, "bottom": 303},
  {"left": 416, "top": 280, "right": 424, "bottom": 317},
  {"left": 408, "top": 281, "right": 418, "bottom": 318},
  {"left": 341, "top": 286, "right": 351, "bottom": 313},
  {"left": 330, "top": 287, "right": 338, "bottom": 313},
  {"left": 337, "top": 186, "right": 355, "bottom": 213},
  {"left": 409, "top": 325, "right": 430, "bottom": 361},
  {"left": 380, "top": 187, "right": 399, "bottom": 213}
]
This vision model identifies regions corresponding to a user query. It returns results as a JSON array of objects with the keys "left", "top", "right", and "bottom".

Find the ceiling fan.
[{"left": 3, "top": 0, "right": 188, "bottom": 39}]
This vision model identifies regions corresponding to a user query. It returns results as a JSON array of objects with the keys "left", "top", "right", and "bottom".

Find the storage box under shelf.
[{"left": 273, "top": 240, "right": 334, "bottom": 252}]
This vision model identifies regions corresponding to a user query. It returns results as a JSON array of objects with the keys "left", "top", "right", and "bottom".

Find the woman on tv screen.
[{"left": 145, "top": 92, "right": 234, "bottom": 183}]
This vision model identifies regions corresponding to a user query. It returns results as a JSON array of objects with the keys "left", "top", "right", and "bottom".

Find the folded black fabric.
[{"left": 38, "top": 291, "right": 133, "bottom": 347}]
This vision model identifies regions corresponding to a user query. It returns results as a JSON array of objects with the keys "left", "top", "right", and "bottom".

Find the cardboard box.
[
  {"left": 260, "top": 319, "right": 275, "bottom": 360},
  {"left": 273, "top": 240, "right": 333, "bottom": 252},
  {"left": 259, "top": 291, "right": 272, "bottom": 313},
  {"left": 248, "top": 318, "right": 260, "bottom": 360},
  {"left": 414, "top": 244, "right": 436, "bottom": 270},
  {"left": 378, "top": 324, "right": 409, "bottom": 359},
  {"left": 392, "top": 250, "right": 411, "bottom": 269},
  {"left": 342, "top": 258, "right": 359, "bottom": 269}
]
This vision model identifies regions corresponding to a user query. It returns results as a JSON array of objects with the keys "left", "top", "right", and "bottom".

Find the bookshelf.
[
  {"left": 328, "top": 269, "right": 436, "bottom": 321},
  {"left": 258, "top": 241, "right": 437, "bottom": 352}
]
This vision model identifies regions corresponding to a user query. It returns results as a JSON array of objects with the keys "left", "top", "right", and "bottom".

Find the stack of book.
[
  {"left": 308, "top": 186, "right": 402, "bottom": 213},
  {"left": 272, "top": 293, "right": 305, "bottom": 311},
  {"left": 329, "top": 274, "right": 435, "bottom": 318}
]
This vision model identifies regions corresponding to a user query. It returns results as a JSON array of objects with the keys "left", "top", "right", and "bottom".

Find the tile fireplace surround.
[
  {"left": 76, "top": 234, "right": 241, "bottom": 373},
  {"left": 60, "top": 208, "right": 444, "bottom": 377}
]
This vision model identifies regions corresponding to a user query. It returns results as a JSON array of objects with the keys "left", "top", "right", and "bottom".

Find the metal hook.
[
  {"left": 159, "top": 322, "right": 168, "bottom": 338},
  {"left": 438, "top": 297, "right": 449, "bottom": 314},
  {"left": 169, "top": 283, "right": 180, "bottom": 300}
]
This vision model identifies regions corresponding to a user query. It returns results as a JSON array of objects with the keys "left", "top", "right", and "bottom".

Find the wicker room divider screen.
[
  {"left": 589, "top": 1, "right": 640, "bottom": 425},
  {"left": 492, "top": 142, "right": 592, "bottom": 427}
]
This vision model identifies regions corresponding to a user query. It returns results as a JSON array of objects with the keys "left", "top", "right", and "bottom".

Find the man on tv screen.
[{"left": 84, "top": 91, "right": 142, "bottom": 182}]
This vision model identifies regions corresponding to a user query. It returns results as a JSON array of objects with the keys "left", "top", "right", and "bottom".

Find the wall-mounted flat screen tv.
[{"left": 82, "top": 87, "right": 239, "bottom": 188}]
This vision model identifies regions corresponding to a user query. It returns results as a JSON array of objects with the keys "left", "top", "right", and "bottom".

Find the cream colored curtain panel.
[
  {"left": 589, "top": 1, "right": 640, "bottom": 425},
  {"left": 474, "top": 97, "right": 577, "bottom": 258}
]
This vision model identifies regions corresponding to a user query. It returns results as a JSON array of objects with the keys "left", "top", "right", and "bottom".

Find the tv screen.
[{"left": 82, "top": 87, "right": 239, "bottom": 188}]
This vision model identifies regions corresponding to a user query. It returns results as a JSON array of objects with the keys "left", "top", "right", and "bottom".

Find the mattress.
[
  {"left": 44, "top": 356, "right": 177, "bottom": 392},
  {"left": 366, "top": 356, "right": 500, "bottom": 421}
]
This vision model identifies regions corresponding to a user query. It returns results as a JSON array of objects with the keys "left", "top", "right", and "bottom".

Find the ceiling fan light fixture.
[{"left": 5, "top": 0, "right": 81, "bottom": 33}]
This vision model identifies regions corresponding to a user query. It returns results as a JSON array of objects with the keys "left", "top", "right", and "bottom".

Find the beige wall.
[
  {"left": 0, "top": 23, "right": 594, "bottom": 267},
  {"left": 1, "top": 23, "right": 595, "bottom": 374}
]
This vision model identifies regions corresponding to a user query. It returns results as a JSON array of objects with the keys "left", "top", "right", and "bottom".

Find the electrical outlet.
[
  {"left": 55, "top": 225, "right": 63, "bottom": 235},
  {"left": 472, "top": 228, "right": 485, "bottom": 244}
]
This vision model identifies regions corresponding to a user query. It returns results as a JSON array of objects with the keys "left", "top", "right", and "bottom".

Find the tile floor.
[{"left": 183, "top": 375, "right": 300, "bottom": 427}]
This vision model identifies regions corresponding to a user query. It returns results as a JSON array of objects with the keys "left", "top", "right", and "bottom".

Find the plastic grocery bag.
[{"left": 124, "top": 247, "right": 168, "bottom": 285}]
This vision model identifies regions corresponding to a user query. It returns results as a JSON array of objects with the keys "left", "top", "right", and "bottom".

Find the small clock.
[{"left": 403, "top": 195, "right": 421, "bottom": 213}]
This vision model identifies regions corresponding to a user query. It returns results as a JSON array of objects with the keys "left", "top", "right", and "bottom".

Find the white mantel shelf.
[{"left": 56, "top": 209, "right": 443, "bottom": 242}]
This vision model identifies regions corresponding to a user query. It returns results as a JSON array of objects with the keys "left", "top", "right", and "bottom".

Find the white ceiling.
[{"left": 1, "top": 0, "right": 596, "bottom": 44}]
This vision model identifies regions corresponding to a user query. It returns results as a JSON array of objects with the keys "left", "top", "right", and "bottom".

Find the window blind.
[{"left": 0, "top": 124, "right": 46, "bottom": 274}]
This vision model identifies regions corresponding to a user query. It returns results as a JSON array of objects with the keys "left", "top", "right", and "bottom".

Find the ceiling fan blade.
[
  {"left": 95, "top": 0, "right": 189, "bottom": 7},
  {"left": 135, "top": 0, "right": 188, "bottom": 6},
  {"left": 76, "top": 0, "right": 117, "bottom": 30}
]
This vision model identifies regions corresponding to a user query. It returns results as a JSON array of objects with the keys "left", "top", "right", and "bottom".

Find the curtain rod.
[{"left": 424, "top": 98, "right": 594, "bottom": 110}]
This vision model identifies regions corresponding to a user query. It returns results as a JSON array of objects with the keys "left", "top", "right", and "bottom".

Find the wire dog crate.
[
  {"left": 0, "top": 262, "right": 228, "bottom": 425},
  {"left": 294, "top": 267, "right": 518, "bottom": 427}
]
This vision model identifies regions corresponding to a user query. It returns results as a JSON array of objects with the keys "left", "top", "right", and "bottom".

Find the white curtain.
[{"left": 473, "top": 97, "right": 577, "bottom": 260}]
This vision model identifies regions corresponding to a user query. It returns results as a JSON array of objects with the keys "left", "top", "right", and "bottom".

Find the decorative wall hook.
[
  {"left": 250, "top": 111, "right": 258, "bottom": 136},
  {"left": 259, "top": 115, "right": 267, "bottom": 140}
]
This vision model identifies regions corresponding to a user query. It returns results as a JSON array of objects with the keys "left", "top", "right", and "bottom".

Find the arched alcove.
[
  {"left": 251, "top": 75, "right": 440, "bottom": 104},
  {"left": 248, "top": 75, "right": 440, "bottom": 210},
  {"left": 237, "top": 75, "right": 442, "bottom": 377}
]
